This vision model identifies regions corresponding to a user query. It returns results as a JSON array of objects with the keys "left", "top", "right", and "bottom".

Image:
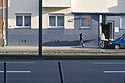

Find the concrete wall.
[
  {"left": 7, "top": 0, "right": 125, "bottom": 46},
  {"left": 8, "top": 0, "right": 39, "bottom": 29},
  {"left": 8, "top": 0, "right": 39, "bottom": 46},
  {"left": 43, "top": 0, "right": 71, "bottom": 7},
  {"left": 71, "top": 0, "right": 125, "bottom": 13},
  {"left": 107, "top": 15, "right": 125, "bottom": 39},
  {"left": 42, "top": 8, "right": 74, "bottom": 29},
  {"left": 8, "top": 29, "right": 38, "bottom": 46},
  {"left": 42, "top": 14, "right": 99, "bottom": 46},
  {"left": 8, "top": 0, "right": 125, "bottom": 30}
]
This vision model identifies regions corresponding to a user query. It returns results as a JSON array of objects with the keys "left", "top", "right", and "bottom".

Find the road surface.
[{"left": 0, "top": 60, "right": 125, "bottom": 83}]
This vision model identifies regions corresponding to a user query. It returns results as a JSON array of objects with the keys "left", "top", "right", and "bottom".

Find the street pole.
[
  {"left": 58, "top": 62, "right": 65, "bottom": 83},
  {"left": 39, "top": 0, "right": 42, "bottom": 57},
  {"left": 4, "top": 61, "right": 7, "bottom": 83}
]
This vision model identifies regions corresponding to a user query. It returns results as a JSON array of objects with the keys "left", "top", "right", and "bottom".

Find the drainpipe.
[
  {"left": 2, "top": 0, "right": 7, "bottom": 47},
  {"left": 2, "top": 0, "right": 4, "bottom": 47},
  {"left": 5, "top": 0, "right": 8, "bottom": 46}
]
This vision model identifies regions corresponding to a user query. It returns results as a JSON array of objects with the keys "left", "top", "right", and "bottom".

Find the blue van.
[{"left": 109, "top": 34, "right": 125, "bottom": 49}]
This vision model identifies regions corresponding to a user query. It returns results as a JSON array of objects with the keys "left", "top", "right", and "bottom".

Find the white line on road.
[
  {"left": 104, "top": 71, "right": 125, "bottom": 73},
  {"left": 0, "top": 71, "right": 31, "bottom": 73},
  {"left": 0, "top": 62, "right": 35, "bottom": 64},
  {"left": 7, "top": 62, "right": 35, "bottom": 64},
  {"left": 93, "top": 62, "right": 125, "bottom": 65}
]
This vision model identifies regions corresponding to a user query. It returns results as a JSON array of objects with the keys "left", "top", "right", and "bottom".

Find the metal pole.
[
  {"left": 123, "top": 75, "right": 125, "bottom": 83},
  {"left": 4, "top": 61, "right": 7, "bottom": 83},
  {"left": 5, "top": 0, "right": 8, "bottom": 46},
  {"left": 58, "top": 62, "right": 65, "bottom": 83},
  {"left": 39, "top": 0, "right": 42, "bottom": 57},
  {"left": 2, "top": 0, "right": 4, "bottom": 47}
]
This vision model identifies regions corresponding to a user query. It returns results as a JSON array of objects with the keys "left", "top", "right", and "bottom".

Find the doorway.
[{"left": 101, "top": 22, "right": 114, "bottom": 40}]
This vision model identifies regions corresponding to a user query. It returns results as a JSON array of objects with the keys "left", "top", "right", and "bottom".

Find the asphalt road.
[{"left": 0, "top": 60, "right": 125, "bottom": 83}]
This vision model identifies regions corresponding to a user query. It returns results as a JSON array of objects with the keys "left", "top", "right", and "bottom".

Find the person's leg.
[
  {"left": 82, "top": 40, "right": 85, "bottom": 47},
  {"left": 99, "top": 40, "right": 104, "bottom": 48},
  {"left": 77, "top": 40, "right": 82, "bottom": 47}
]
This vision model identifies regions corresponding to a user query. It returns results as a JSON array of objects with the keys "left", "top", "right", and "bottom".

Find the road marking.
[
  {"left": 0, "top": 71, "right": 31, "bottom": 73},
  {"left": 0, "top": 62, "right": 35, "bottom": 64},
  {"left": 93, "top": 62, "right": 125, "bottom": 65},
  {"left": 104, "top": 71, "right": 125, "bottom": 73},
  {"left": 7, "top": 62, "right": 35, "bottom": 64}
]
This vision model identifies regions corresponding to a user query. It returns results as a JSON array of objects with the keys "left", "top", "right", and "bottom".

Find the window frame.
[
  {"left": 120, "top": 16, "right": 125, "bottom": 29},
  {"left": 48, "top": 14, "right": 64, "bottom": 28},
  {"left": 15, "top": 13, "right": 31, "bottom": 28},
  {"left": 80, "top": 16, "right": 92, "bottom": 29}
]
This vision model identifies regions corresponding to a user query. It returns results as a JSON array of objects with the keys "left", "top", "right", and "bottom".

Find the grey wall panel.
[
  {"left": 107, "top": 15, "right": 125, "bottom": 39},
  {"left": 8, "top": 14, "right": 99, "bottom": 46},
  {"left": 8, "top": 29, "right": 38, "bottom": 46},
  {"left": 42, "top": 14, "right": 99, "bottom": 46}
]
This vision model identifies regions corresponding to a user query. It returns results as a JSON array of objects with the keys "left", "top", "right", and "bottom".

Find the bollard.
[
  {"left": 58, "top": 62, "right": 65, "bottom": 83},
  {"left": 4, "top": 61, "right": 7, "bottom": 83}
]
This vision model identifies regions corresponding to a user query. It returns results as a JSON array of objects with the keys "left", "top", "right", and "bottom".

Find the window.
[
  {"left": 120, "top": 16, "right": 125, "bottom": 29},
  {"left": 16, "top": 13, "right": 31, "bottom": 27},
  {"left": 49, "top": 15, "right": 64, "bottom": 28},
  {"left": 80, "top": 16, "right": 92, "bottom": 28}
]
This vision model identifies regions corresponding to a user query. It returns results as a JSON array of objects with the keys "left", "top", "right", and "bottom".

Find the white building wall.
[
  {"left": 8, "top": 0, "right": 39, "bottom": 29},
  {"left": 8, "top": 0, "right": 125, "bottom": 29},
  {"left": 71, "top": 0, "right": 125, "bottom": 13},
  {"left": 42, "top": 8, "right": 74, "bottom": 29},
  {"left": 71, "top": 0, "right": 106, "bottom": 12}
]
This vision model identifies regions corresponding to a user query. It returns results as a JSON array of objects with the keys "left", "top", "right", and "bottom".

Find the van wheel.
[{"left": 114, "top": 45, "right": 120, "bottom": 49}]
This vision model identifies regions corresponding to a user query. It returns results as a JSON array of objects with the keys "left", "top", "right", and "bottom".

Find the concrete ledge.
[{"left": 42, "top": 50, "right": 125, "bottom": 56}]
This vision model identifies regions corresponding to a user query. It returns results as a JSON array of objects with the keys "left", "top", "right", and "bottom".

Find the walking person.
[
  {"left": 78, "top": 33, "right": 85, "bottom": 47},
  {"left": 99, "top": 32, "right": 105, "bottom": 48}
]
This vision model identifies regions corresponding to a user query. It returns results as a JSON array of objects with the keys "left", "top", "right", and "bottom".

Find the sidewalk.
[
  {"left": 0, "top": 46, "right": 38, "bottom": 56},
  {"left": 0, "top": 46, "right": 124, "bottom": 56},
  {"left": 42, "top": 46, "right": 125, "bottom": 56}
]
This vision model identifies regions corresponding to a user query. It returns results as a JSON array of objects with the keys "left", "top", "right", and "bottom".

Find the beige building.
[{"left": 4, "top": 0, "right": 125, "bottom": 46}]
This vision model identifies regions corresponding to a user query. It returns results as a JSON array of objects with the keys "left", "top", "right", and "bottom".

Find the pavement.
[
  {"left": 0, "top": 46, "right": 124, "bottom": 56},
  {"left": 0, "top": 46, "right": 38, "bottom": 56},
  {"left": 42, "top": 46, "right": 125, "bottom": 56}
]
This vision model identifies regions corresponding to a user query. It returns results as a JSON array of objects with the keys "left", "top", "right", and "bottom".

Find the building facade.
[{"left": 5, "top": 0, "right": 125, "bottom": 46}]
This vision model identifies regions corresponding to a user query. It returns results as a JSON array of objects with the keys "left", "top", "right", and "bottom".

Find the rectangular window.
[
  {"left": 81, "top": 16, "right": 92, "bottom": 28},
  {"left": 24, "top": 16, "right": 31, "bottom": 26},
  {"left": 120, "top": 16, "right": 125, "bottom": 29},
  {"left": 49, "top": 16, "right": 56, "bottom": 26},
  {"left": 49, "top": 14, "right": 64, "bottom": 28},
  {"left": 16, "top": 16, "right": 23, "bottom": 26},
  {"left": 16, "top": 13, "right": 31, "bottom": 28}
]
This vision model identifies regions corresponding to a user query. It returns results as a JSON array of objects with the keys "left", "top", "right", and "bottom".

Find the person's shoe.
[
  {"left": 77, "top": 45, "right": 81, "bottom": 47},
  {"left": 82, "top": 45, "right": 85, "bottom": 47}
]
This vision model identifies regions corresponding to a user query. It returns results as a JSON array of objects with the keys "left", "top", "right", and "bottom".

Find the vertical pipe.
[
  {"left": 58, "top": 62, "right": 65, "bottom": 83},
  {"left": 39, "top": 0, "right": 42, "bottom": 57},
  {"left": 5, "top": 0, "right": 8, "bottom": 46},
  {"left": 2, "top": 0, "right": 4, "bottom": 47},
  {"left": 4, "top": 61, "right": 7, "bottom": 83}
]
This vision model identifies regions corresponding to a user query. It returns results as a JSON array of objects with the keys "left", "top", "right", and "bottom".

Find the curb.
[{"left": 42, "top": 50, "right": 125, "bottom": 56}]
